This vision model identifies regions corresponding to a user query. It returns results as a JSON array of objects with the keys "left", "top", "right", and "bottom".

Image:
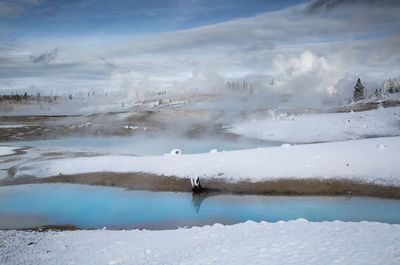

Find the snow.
[
  {"left": 0, "top": 125, "right": 28, "bottom": 128},
  {"left": 2, "top": 105, "right": 400, "bottom": 264},
  {"left": 228, "top": 106, "right": 400, "bottom": 143},
  {"left": 0, "top": 146, "right": 18, "bottom": 156},
  {"left": 1, "top": 220, "right": 400, "bottom": 265},
  {"left": 170, "top": 149, "right": 182, "bottom": 155},
  {"left": 15, "top": 136, "right": 400, "bottom": 186},
  {"left": 365, "top": 92, "right": 400, "bottom": 103}
]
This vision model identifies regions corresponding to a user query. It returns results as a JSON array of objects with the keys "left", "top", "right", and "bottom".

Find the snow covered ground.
[
  {"left": 228, "top": 106, "right": 400, "bottom": 143},
  {"left": 2, "top": 103, "right": 400, "bottom": 265},
  {"left": 1, "top": 220, "right": 399, "bottom": 265},
  {"left": 15, "top": 136, "right": 400, "bottom": 186},
  {"left": 0, "top": 146, "right": 18, "bottom": 156},
  {"left": 0, "top": 125, "right": 29, "bottom": 129}
]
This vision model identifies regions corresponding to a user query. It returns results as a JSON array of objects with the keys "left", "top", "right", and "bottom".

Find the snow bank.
[
  {"left": 15, "top": 137, "right": 400, "bottom": 186},
  {"left": 229, "top": 106, "right": 400, "bottom": 143},
  {"left": 0, "top": 146, "right": 17, "bottom": 156},
  {"left": 0, "top": 125, "right": 28, "bottom": 128},
  {"left": 1, "top": 220, "right": 400, "bottom": 265}
]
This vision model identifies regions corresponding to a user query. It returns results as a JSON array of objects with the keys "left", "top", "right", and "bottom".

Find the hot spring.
[{"left": 1, "top": 184, "right": 399, "bottom": 230}]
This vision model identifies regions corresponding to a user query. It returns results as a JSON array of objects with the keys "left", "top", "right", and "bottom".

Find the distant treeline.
[
  {"left": 0, "top": 90, "right": 111, "bottom": 104},
  {"left": 0, "top": 92, "right": 59, "bottom": 103}
]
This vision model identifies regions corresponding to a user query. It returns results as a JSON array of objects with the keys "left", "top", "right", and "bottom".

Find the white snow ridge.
[
  {"left": 14, "top": 137, "right": 400, "bottom": 186},
  {"left": 1, "top": 220, "right": 400, "bottom": 265},
  {"left": 0, "top": 146, "right": 18, "bottom": 156}
]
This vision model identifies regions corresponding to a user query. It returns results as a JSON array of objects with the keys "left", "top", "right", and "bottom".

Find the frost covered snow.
[
  {"left": 0, "top": 146, "right": 18, "bottom": 156},
  {"left": 228, "top": 106, "right": 400, "bottom": 143},
  {"left": 1, "top": 220, "right": 400, "bottom": 265},
  {"left": 15, "top": 136, "right": 400, "bottom": 186}
]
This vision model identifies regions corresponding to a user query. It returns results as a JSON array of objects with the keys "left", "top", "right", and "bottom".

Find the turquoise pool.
[{"left": 1, "top": 184, "right": 399, "bottom": 229}]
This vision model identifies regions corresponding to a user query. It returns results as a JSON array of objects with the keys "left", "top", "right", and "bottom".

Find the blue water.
[
  {"left": 1, "top": 184, "right": 400, "bottom": 229},
  {"left": 7, "top": 136, "right": 271, "bottom": 155}
]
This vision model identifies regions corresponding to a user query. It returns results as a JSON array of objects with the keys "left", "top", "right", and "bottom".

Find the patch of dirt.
[
  {"left": 2, "top": 172, "right": 400, "bottom": 199},
  {"left": 20, "top": 224, "right": 80, "bottom": 232}
]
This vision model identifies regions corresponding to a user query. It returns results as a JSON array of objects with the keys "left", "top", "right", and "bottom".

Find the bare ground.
[{"left": 2, "top": 172, "right": 400, "bottom": 199}]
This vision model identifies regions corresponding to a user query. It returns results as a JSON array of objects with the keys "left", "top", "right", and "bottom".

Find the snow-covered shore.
[
  {"left": 1, "top": 220, "right": 400, "bottom": 265},
  {"left": 15, "top": 136, "right": 400, "bottom": 187},
  {"left": 228, "top": 106, "right": 400, "bottom": 143}
]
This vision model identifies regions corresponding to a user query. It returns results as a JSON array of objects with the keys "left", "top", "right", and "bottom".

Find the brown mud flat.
[
  {"left": 1, "top": 100, "right": 399, "bottom": 142},
  {"left": 0, "top": 109, "right": 222, "bottom": 142},
  {"left": 20, "top": 224, "right": 81, "bottom": 232},
  {"left": 2, "top": 172, "right": 400, "bottom": 199},
  {"left": 330, "top": 100, "right": 400, "bottom": 113}
]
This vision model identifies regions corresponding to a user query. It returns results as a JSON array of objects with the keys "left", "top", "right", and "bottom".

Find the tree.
[
  {"left": 353, "top": 78, "right": 365, "bottom": 101},
  {"left": 381, "top": 77, "right": 399, "bottom": 94}
]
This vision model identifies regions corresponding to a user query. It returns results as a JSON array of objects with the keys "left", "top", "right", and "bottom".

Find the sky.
[{"left": 0, "top": 0, "right": 399, "bottom": 105}]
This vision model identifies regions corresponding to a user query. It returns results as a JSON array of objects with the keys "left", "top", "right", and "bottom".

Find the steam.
[
  {"left": 105, "top": 51, "right": 352, "bottom": 109},
  {"left": 110, "top": 71, "right": 156, "bottom": 101},
  {"left": 172, "top": 68, "right": 225, "bottom": 94},
  {"left": 270, "top": 51, "right": 346, "bottom": 106}
]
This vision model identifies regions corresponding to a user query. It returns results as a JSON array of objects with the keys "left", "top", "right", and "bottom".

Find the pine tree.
[{"left": 353, "top": 78, "right": 365, "bottom": 101}]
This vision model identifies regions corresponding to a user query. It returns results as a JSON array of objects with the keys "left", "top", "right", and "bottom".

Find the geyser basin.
[{"left": 1, "top": 184, "right": 400, "bottom": 229}]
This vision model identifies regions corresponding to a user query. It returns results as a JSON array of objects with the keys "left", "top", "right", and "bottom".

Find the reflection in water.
[
  {"left": 191, "top": 194, "right": 204, "bottom": 213},
  {"left": 191, "top": 190, "right": 221, "bottom": 213}
]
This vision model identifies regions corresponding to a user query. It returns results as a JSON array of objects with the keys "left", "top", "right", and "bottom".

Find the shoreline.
[{"left": 2, "top": 172, "right": 400, "bottom": 199}]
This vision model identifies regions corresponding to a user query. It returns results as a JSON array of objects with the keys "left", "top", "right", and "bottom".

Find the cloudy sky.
[{"left": 0, "top": 0, "right": 399, "bottom": 103}]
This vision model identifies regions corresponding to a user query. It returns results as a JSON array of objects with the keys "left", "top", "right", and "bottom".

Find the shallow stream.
[{"left": 1, "top": 184, "right": 399, "bottom": 230}]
